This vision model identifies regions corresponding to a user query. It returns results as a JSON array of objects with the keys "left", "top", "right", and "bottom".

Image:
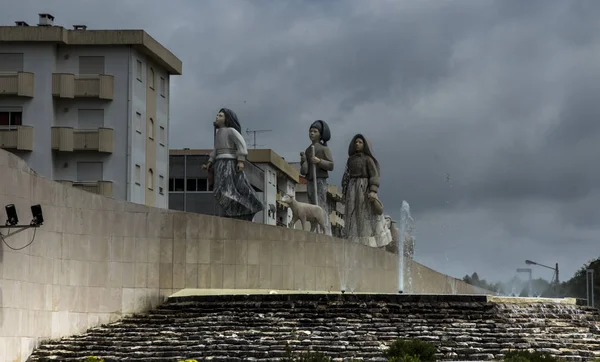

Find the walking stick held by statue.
[{"left": 311, "top": 144, "right": 320, "bottom": 233}]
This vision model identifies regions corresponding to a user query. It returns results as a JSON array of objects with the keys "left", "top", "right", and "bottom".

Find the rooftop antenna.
[{"left": 246, "top": 128, "right": 272, "bottom": 149}]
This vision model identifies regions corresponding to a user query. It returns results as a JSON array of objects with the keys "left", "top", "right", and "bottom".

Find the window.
[
  {"left": 148, "top": 118, "right": 154, "bottom": 139},
  {"left": 0, "top": 53, "right": 24, "bottom": 72},
  {"left": 147, "top": 169, "right": 154, "bottom": 190},
  {"left": 0, "top": 108, "right": 23, "bottom": 127},
  {"left": 136, "top": 60, "right": 142, "bottom": 81},
  {"left": 78, "top": 109, "right": 104, "bottom": 129},
  {"left": 159, "top": 175, "right": 164, "bottom": 195},
  {"left": 160, "top": 77, "right": 166, "bottom": 97},
  {"left": 149, "top": 68, "right": 155, "bottom": 89},
  {"left": 169, "top": 178, "right": 184, "bottom": 192},
  {"left": 135, "top": 164, "right": 141, "bottom": 185},
  {"left": 159, "top": 126, "right": 166, "bottom": 146},
  {"left": 184, "top": 178, "right": 208, "bottom": 192},
  {"left": 76, "top": 162, "right": 103, "bottom": 182},
  {"left": 135, "top": 112, "right": 142, "bottom": 134},
  {"left": 79, "top": 56, "right": 105, "bottom": 74}
]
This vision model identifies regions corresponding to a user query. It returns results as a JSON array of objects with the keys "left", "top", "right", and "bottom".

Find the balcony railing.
[
  {"left": 51, "top": 127, "right": 114, "bottom": 153},
  {"left": 0, "top": 126, "right": 34, "bottom": 151},
  {"left": 58, "top": 180, "right": 113, "bottom": 197},
  {"left": 52, "top": 73, "right": 114, "bottom": 100},
  {"left": 0, "top": 72, "right": 34, "bottom": 97}
]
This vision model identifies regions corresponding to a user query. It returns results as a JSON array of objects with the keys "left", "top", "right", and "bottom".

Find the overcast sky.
[{"left": 4, "top": 0, "right": 599, "bottom": 285}]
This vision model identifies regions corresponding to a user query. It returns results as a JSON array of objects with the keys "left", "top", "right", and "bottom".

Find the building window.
[
  {"left": 169, "top": 178, "right": 184, "bottom": 192},
  {"left": 148, "top": 118, "right": 154, "bottom": 139},
  {"left": 76, "top": 162, "right": 103, "bottom": 182},
  {"left": 79, "top": 56, "right": 105, "bottom": 74},
  {"left": 136, "top": 60, "right": 142, "bottom": 81},
  {"left": 147, "top": 169, "right": 154, "bottom": 190},
  {"left": 149, "top": 68, "right": 155, "bottom": 89},
  {"left": 135, "top": 111, "right": 142, "bottom": 134},
  {"left": 184, "top": 178, "right": 208, "bottom": 192},
  {"left": 159, "top": 126, "right": 166, "bottom": 146},
  {"left": 160, "top": 77, "right": 166, "bottom": 97},
  {"left": 135, "top": 164, "right": 141, "bottom": 185},
  {"left": 0, "top": 107, "right": 23, "bottom": 128},
  {"left": 0, "top": 53, "right": 24, "bottom": 72},
  {"left": 159, "top": 175, "right": 164, "bottom": 195}
]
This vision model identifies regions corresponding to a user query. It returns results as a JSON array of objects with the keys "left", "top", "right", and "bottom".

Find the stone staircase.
[{"left": 27, "top": 294, "right": 600, "bottom": 361}]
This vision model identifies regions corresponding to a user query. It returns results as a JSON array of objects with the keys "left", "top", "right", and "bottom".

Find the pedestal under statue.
[
  {"left": 342, "top": 134, "right": 392, "bottom": 247},
  {"left": 300, "top": 120, "right": 334, "bottom": 235},
  {"left": 203, "top": 108, "right": 264, "bottom": 221}
]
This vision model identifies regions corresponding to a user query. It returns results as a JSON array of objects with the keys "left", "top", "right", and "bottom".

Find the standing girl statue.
[
  {"left": 342, "top": 134, "right": 392, "bottom": 247},
  {"left": 202, "top": 108, "right": 264, "bottom": 221},
  {"left": 300, "top": 120, "right": 334, "bottom": 235}
]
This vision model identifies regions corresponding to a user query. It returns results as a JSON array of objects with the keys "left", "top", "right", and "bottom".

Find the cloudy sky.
[{"left": 4, "top": 0, "right": 600, "bottom": 284}]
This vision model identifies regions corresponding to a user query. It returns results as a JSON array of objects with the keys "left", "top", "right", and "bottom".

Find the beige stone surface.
[{"left": 0, "top": 148, "right": 487, "bottom": 362}]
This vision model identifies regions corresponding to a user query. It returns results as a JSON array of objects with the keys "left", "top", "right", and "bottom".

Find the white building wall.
[
  {"left": 129, "top": 49, "right": 148, "bottom": 205},
  {"left": 52, "top": 46, "right": 130, "bottom": 200},
  {"left": 0, "top": 43, "right": 56, "bottom": 177},
  {"left": 153, "top": 61, "right": 170, "bottom": 208},
  {"left": 0, "top": 42, "right": 174, "bottom": 208}
]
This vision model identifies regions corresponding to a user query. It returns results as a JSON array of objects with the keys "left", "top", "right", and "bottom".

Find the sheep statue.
[{"left": 280, "top": 194, "right": 328, "bottom": 234}]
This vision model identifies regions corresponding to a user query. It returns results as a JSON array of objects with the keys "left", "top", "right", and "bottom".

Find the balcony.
[
  {"left": 58, "top": 180, "right": 113, "bottom": 197},
  {"left": 51, "top": 127, "right": 114, "bottom": 153},
  {"left": 0, "top": 72, "right": 34, "bottom": 97},
  {"left": 52, "top": 73, "right": 114, "bottom": 100},
  {"left": 329, "top": 211, "right": 345, "bottom": 228},
  {"left": 0, "top": 126, "right": 34, "bottom": 151}
]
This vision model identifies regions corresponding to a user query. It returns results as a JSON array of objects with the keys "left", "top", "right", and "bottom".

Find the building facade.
[
  {"left": 0, "top": 14, "right": 182, "bottom": 208},
  {"left": 169, "top": 149, "right": 299, "bottom": 225}
]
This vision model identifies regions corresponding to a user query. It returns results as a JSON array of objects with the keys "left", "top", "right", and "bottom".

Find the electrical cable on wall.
[
  {"left": 0, "top": 227, "right": 37, "bottom": 250},
  {"left": 0, "top": 203, "right": 44, "bottom": 250}
]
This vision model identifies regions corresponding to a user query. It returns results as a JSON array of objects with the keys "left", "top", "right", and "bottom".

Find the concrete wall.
[{"left": 0, "top": 148, "right": 487, "bottom": 362}]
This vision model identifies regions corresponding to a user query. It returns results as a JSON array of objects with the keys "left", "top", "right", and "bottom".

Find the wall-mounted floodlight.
[
  {"left": 5, "top": 204, "right": 18, "bottom": 226},
  {"left": 31, "top": 204, "right": 44, "bottom": 226},
  {"left": 0, "top": 204, "right": 44, "bottom": 249}
]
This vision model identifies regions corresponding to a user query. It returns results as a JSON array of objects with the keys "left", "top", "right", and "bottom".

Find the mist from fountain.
[{"left": 398, "top": 200, "right": 412, "bottom": 293}]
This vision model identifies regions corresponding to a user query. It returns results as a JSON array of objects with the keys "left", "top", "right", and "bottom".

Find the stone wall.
[
  {"left": 28, "top": 294, "right": 600, "bottom": 361},
  {"left": 0, "top": 148, "right": 487, "bottom": 362}
]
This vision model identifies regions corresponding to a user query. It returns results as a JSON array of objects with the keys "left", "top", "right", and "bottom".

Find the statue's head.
[
  {"left": 309, "top": 120, "right": 331, "bottom": 146},
  {"left": 215, "top": 108, "right": 241, "bottom": 133},
  {"left": 348, "top": 134, "right": 380, "bottom": 173},
  {"left": 281, "top": 194, "right": 294, "bottom": 204},
  {"left": 384, "top": 215, "right": 392, "bottom": 229}
]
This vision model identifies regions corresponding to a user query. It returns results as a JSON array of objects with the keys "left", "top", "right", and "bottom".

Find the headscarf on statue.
[
  {"left": 310, "top": 120, "right": 331, "bottom": 146},
  {"left": 219, "top": 108, "right": 242, "bottom": 133}
]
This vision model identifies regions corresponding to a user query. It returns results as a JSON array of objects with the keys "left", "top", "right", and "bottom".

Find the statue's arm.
[
  {"left": 366, "top": 157, "right": 380, "bottom": 193},
  {"left": 229, "top": 128, "right": 248, "bottom": 161},
  {"left": 318, "top": 146, "right": 334, "bottom": 171}
]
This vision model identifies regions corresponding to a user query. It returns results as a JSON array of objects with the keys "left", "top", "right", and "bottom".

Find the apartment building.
[
  {"left": 0, "top": 13, "right": 182, "bottom": 208},
  {"left": 169, "top": 148, "right": 299, "bottom": 225}
]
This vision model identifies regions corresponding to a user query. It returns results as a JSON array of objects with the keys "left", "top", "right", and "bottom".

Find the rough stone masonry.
[{"left": 27, "top": 294, "right": 600, "bottom": 361}]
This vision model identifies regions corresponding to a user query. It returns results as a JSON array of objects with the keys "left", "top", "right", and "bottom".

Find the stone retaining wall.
[{"left": 0, "top": 148, "right": 488, "bottom": 362}]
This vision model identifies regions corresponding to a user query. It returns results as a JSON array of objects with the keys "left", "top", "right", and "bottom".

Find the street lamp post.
[{"left": 525, "top": 260, "right": 559, "bottom": 284}]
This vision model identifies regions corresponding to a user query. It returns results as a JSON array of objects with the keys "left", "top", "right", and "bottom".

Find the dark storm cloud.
[{"left": 2, "top": 0, "right": 599, "bottom": 281}]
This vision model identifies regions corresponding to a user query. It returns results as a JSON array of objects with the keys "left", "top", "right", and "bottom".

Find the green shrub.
[
  {"left": 389, "top": 355, "right": 422, "bottom": 362},
  {"left": 503, "top": 351, "right": 565, "bottom": 362},
  {"left": 178, "top": 360, "right": 198, "bottom": 362},
  {"left": 87, "top": 357, "right": 105, "bottom": 362},
  {"left": 386, "top": 339, "right": 436, "bottom": 362},
  {"left": 280, "top": 345, "right": 333, "bottom": 362}
]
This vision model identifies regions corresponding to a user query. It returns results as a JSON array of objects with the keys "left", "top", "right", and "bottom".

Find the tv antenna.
[{"left": 246, "top": 128, "right": 272, "bottom": 149}]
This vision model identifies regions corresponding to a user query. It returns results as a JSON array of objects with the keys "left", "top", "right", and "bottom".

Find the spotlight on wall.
[
  {"left": 5, "top": 204, "right": 18, "bottom": 226},
  {"left": 31, "top": 204, "right": 44, "bottom": 226}
]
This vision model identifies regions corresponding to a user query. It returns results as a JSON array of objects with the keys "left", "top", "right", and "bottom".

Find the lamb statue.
[{"left": 280, "top": 194, "right": 328, "bottom": 234}]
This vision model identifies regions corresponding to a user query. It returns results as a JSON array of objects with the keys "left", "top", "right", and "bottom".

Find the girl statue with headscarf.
[
  {"left": 300, "top": 120, "right": 334, "bottom": 235},
  {"left": 341, "top": 134, "right": 392, "bottom": 247},
  {"left": 202, "top": 108, "right": 264, "bottom": 221}
]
